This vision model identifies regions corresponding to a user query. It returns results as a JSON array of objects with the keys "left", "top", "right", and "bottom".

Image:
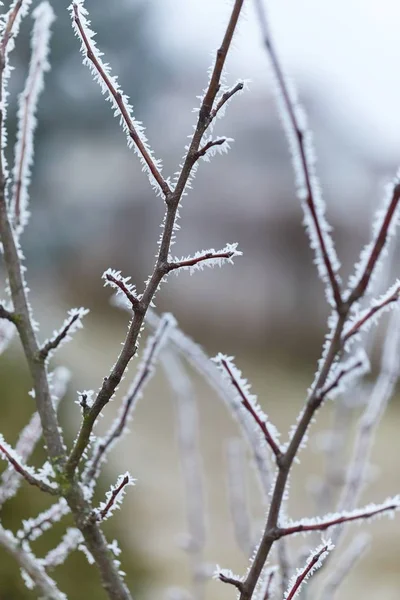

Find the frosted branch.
[
  {"left": 102, "top": 269, "right": 141, "bottom": 311},
  {"left": 215, "top": 354, "right": 281, "bottom": 458},
  {"left": 284, "top": 541, "right": 333, "bottom": 600},
  {"left": 209, "top": 81, "right": 244, "bottom": 124},
  {"left": 217, "top": 567, "right": 244, "bottom": 591},
  {"left": 317, "top": 350, "right": 369, "bottom": 402},
  {"left": 17, "top": 498, "right": 69, "bottom": 541},
  {"left": 194, "top": 137, "right": 229, "bottom": 161},
  {"left": 70, "top": 1, "right": 169, "bottom": 197},
  {"left": 92, "top": 472, "right": 135, "bottom": 522},
  {"left": 0, "top": 437, "right": 57, "bottom": 495},
  {"left": 343, "top": 281, "right": 400, "bottom": 344},
  {"left": 348, "top": 181, "right": 400, "bottom": 304},
  {"left": 39, "top": 307, "right": 89, "bottom": 361},
  {"left": 254, "top": 0, "right": 342, "bottom": 310},
  {"left": 0, "top": 0, "right": 32, "bottom": 58},
  {"left": 11, "top": 1, "right": 54, "bottom": 231},
  {"left": 280, "top": 496, "right": 400, "bottom": 537},
  {"left": 168, "top": 243, "right": 242, "bottom": 275}
]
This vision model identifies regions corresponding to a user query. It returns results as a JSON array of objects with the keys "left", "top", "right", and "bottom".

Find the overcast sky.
[{"left": 153, "top": 0, "right": 400, "bottom": 161}]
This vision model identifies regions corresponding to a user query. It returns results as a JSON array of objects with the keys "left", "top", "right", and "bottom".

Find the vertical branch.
[{"left": 253, "top": 0, "right": 342, "bottom": 310}]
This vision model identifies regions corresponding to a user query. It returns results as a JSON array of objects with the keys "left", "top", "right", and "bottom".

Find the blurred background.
[{"left": 1, "top": 0, "right": 400, "bottom": 598}]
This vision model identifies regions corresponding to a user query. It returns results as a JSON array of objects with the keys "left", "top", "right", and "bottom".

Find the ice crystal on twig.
[
  {"left": 213, "top": 353, "right": 281, "bottom": 458},
  {"left": 69, "top": 0, "right": 169, "bottom": 197},
  {"left": 283, "top": 541, "right": 333, "bottom": 599},
  {"left": 169, "top": 243, "right": 242, "bottom": 275},
  {"left": 93, "top": 472, "right": 135, "bottom": 522}
]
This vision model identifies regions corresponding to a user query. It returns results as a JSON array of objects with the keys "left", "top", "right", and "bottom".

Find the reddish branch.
[
  {"left": 220, "top": 357, "right": 281, "bottom": 459},
  {"left": 194, "top": 137, "right": 226, "bottom": 160},
  {"left": 104, "top": 272, "right": 141, "bottom": 311},
  {"left": 0, "top": 0, "right": 24, "bottom": 58},
  {"left": 279, "top": 502, "right": 399, "bottom": 537},
  {"left": 168, "top": 249, "right": 236, "bottom": 271},
  {"left": 316, "top": 359, "right": 364, "bottom": 403},
  {"left": 343, "top": 285, "right": 400, "bottom": 344},
  {"left": 72, "top": 3, "right": 170, "bottom": 198},
  {"left": 348, "top": 184, "right": 400, "bottom": 305},
  {"left": 0, "top": 443, "right": 57, "bottom": 495},
  {"left": 209, "top": 82, "right": 244, "bottom": 123},
  {"left": 285, "top": 544, "right": 330, "bottom": 600},
  {"left": 96, "top": 475, "right": 130, "bottom": 521}
]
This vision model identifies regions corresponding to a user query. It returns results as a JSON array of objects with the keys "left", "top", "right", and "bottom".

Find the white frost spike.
[
  {"left": 284, "top": 540, "right": 333, "bottom": 599},
  {"left": 11, "top": 1, "right": 54, "bottom": 233},
  {"left": 69, "top": 0, "right": 165, "bottom": 196}
]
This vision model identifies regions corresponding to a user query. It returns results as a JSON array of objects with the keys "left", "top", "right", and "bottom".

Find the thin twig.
[
  {"left": 103, "top": 272, "right": 141, "bottom": 311},
  {"left": 39, "top": 312, "right": 80, "bottom": 361},
  {"left": 168, "top": 249, "right": 237, "bottom": 272},
  {"left": 72, "top": 2, "right": 170, "bottom": 198},
  {"left": 193, "top": 138, "right": 226, "bottom": 160},
  {"left": 284, "top": 543, "right": 332, "bottom": 600},
  {"left": 0, "top": 442, "right": 58, "bottom": 495},
  {"left": 348, "top": 183, "right": 400, "bottom": 305},
  {"left": 343, "top": 284, "right": 400, "bottom": 343},
  {"left": 220, "top": 356, "right": 281, "bottom": 459},
  {"left": 0, "top": 0, "right": 24, "bottom": 58},
  {"left": 209, "top": 82, "right": 244, "bottom": 123},
  {"left": 95, "top": 475, "right": 130, "bottom": 522},
  {"left": 279, "top": 499, "right": 400, "bottom": 537}
]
